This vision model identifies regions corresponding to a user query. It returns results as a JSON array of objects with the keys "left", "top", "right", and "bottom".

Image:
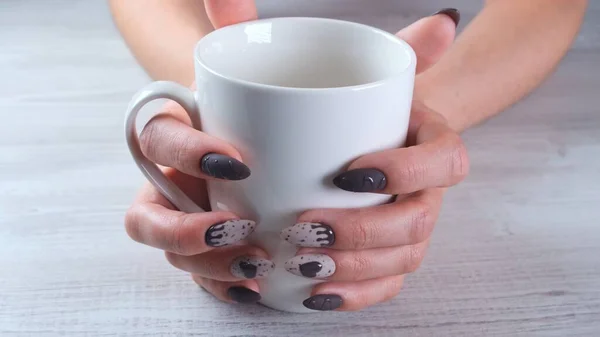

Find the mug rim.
[{"left": 194, "top": 17, "right": 416, "bottom": 93}]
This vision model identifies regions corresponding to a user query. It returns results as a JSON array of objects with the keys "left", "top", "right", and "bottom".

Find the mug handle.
[{"left": 124, "top": 81, "right": 206, "bottom": 213}]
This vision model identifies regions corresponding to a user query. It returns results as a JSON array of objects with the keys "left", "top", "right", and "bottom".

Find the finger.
[
  {"left": 284, "top": 240, "right": 428, "bottom": 281},
  {"left": 139, "top": 111, "right": 250, "bottom": 181},
  {"left": 396, "top": 8, "right": 458, "bottom": 74},
  {"left": 124, "top": 201, "right": 256, "bottom": 256},
  {"left": 192, "top": 275, "right": 261, "bottom": 304},
  {"left": 204, "top": 0, "right": 257, "bottom": 28},
  {"left": 302, "top": 275, "right": 405, "bottom": 311},
  {"left": 333, "top": 108, "right": 468, "bottom": 195},
  {"left": 165, "top": 245, "right": 274, "bottom": 281},
  {"left": 281, "top": 188, "right": 443, "bottom": 250},
  {"left": 134, "top": 167, "right": 210, "bottom": 209}
]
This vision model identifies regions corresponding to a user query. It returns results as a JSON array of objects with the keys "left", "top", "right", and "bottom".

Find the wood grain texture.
[{"left": 1, "top": 1, "right": 599, "bottom": 336}]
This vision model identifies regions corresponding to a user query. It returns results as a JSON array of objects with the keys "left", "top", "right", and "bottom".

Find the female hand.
[
  {"left": 124, "top": 5, "right": 466, "bottom": 308},
  {"left": 124, "top": 96, "right": 276, "bottom": 304},
  {"left": 282, "top": 99, "right": 469, "bottom": 311},
  {"left": 276, "top": 11, "right": 468, "bottom": 311}
]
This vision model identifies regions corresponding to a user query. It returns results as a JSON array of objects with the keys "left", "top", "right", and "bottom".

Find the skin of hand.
[{"left": 123, "top": 5, "right": 466, "bottom": 310}]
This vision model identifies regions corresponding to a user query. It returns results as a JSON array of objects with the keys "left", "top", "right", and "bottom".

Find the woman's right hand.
[
  {"left": 124, "top": 93, "right": 274, "bottom": 304},
  {"left": 124, "top": 1, "right": 263, "bottom": 305}
]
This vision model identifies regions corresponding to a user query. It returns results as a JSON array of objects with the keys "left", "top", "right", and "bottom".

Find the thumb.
[
  {"left": 396, "top": 9, "right": 459, "bottom": 74},
  {"left": 204, "top": 0, "right": 258, "bottom": 28}
]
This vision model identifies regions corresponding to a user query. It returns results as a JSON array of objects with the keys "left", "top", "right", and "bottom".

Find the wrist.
[{"left": 414, "top": 74, "right": 470, "bottom": 133}]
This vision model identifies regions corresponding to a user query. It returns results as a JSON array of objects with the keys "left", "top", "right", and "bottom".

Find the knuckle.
[
  {"left": 165, "top": 213, "right": 195, "bottom": 256},
  {"left": 349, "top": 210, "right": 377, "bottom": 250},
  {"left": 446, "top": 134, "right": 470, "bottom": 184},
  {"left": 382, "top": 276, "right": 404, "bottom": 302},
  {"left": 403, "top": 245, "right": 425, "bottom": 274},
  {"left": 124, "top": 205, "right": 143, "bottom": 242},
  {"left": 400, "top": 156, "right": 426, "bottom": 187},
  {"left": 408, "top": 201, "right": 434, "bottom": 244},
  {"left": 138, "top": 119, "right": 161, "bottom": 159},
  {"left": 171, "top": 132, "right": 196, "bottom": 171},
  {"left": 348, "top": 253, "right": 371, "bottom": 281},
  {"left": 202, "top": 260, "right": 221, "bottom": 279},
  {"left": 345, "top": 291, "right": 370, "bottom": 312}
]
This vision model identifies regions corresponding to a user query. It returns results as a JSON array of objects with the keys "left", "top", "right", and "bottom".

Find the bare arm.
[
  {"left": 415, "top": 0, "right": 588, "bottom": 132},
  {"left": 110, "top": 0, "right": 587, "bottom": 131},
  {"left": 108, "top": 0, "right": 214, "bottom": 85}
]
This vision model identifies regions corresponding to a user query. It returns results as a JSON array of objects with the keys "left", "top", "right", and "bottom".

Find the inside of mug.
[{"left": 196, "top": 18, "right": 413, "bottom": 89}]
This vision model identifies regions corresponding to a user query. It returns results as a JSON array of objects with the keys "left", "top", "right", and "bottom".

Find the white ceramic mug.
[{"left": 125, "top": 17, "right": 415, "bottom": 313}]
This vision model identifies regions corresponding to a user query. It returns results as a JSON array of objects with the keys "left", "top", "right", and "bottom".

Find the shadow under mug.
[{"left": 124, "top": 17, "right": 416, "bottom": 313}]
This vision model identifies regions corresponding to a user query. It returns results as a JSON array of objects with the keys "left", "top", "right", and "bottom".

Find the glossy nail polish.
[
  {"left": 303, "top": 294, "right": 343, "bottom": 311},
  {"left": 333, "top": 168, "right": 387, "bottom": 192},
  {"left": 227, "top": 286, "right": 261, "bottom": 304},
  {"left": 230, "top": 256, "right": 275, "bottom": 279},
  {"left": 280, "top": 222, "right": 335, "bottom": 247},
  {"left": 205, "top": 219, "right": 256, "bottom": 247},
  {"left": 431, "top": 8, "right": 461, "bottom": 27},
  {"left": 285, "top": 254, "right": 335, "bottom": 279},
  {"left": 200, "top": 153, "right": 251, "bottom": 180}
]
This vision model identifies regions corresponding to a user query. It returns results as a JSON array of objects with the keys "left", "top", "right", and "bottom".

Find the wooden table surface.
[{"left": 1, "top": 1, "right": 599, "bottom": 336}]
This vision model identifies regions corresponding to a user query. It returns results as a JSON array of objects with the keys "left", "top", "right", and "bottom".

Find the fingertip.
[
  {"left": 396, "top": 11, "right": 457, "bottom": 73},
  {"left": 200, "top": 153, "right": 251, "bottom": 181},
  {"left": 332, "top": 168, "right": 387, "bottom": 193},
  {"left": 227, "top": 279, "right": 261, "bottom": 303},
  {"left": 205, "top": 0, "right": 258, "bottom": 28},
  {"left": 431, "top": 8, "right": 461, "bottom": 27},
  {"left": 227, "top": 286, "right": 261, "bottom": 303}
]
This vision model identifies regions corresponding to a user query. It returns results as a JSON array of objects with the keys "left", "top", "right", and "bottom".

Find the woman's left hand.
[
  {"left": 282, "top": 100, "right": 469, "bottom": 311},
  {"left": 280, "top": 10, "right": 470, "bottom": 311}
]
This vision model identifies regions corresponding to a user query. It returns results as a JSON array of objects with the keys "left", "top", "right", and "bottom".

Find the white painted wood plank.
[{"left": 1, "top": 1, "right": 599, "bottom": 336}]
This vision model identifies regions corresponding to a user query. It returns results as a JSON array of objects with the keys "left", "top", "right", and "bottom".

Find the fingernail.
[
  {"left": 285, "top": 254, "right": 335, "bottom": 279},
  {"left": 303, "top": 294, "right": 343, "bottom": 311},
  {"left": 431, "top": 8, "right": 460, "bottom": 27},
  {"left": 230, "top": 256, "right": 275, "bottom": 279},
  {"left": 200, "top": 153, "right": 251, "bottom": 180},
  {"left": 333, "top": 168, "right": 387, "bottom": 192},
  {"left": 205, "top": 220, "right": 256, "bottom": 247},
  {"left": 281, "top": 222, "right": 335, "bottom": 247},
  {"left": 227, "top": 286, "right": 261, "bottom": 304}
]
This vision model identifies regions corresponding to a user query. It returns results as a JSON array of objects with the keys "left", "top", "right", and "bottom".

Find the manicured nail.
[
  {"left": 431, "top": 8, "right": 460, "bottom": 27},
  {"left": 205, "top": 220, "right": 256, "bottom": 247},
  {"left": 281, "top": 222, "right": 335, "bottom": 247},
  {"left": 285, "top": 254, "right": 335, "bottom": 279},
  {"left": 230, "top": 256, "right": 275, "bottom": 279},
  {"left": 227, "top": 286, "right": 261, "bottom": 304},
  {"left": 200, "top": 153, "right": 251, "bottom": 180},
  {"left": 303, "top": 294, "right": 343, "bottom": 311},
  {"left": 333, "top": 168, "right": 387, "bottom": 192}
]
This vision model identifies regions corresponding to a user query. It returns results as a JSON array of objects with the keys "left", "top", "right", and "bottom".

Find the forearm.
[
  {"left": 415, "top": 0, "right": 587, "bottom": 132},
  {"left": 109, "top": 0, "right": 213, "bottom": 85}
]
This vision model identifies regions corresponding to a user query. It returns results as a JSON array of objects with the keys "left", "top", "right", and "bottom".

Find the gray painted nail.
[
  {"left": 205, "top": 220, "right": 256, "bottom": 247},
  {"left": 200, "top": 153, "right": 251, "bottom": 180},
  {"left": 285, "top": 254, "right": 335, "bottom": 279},
  {"left": 230, "top": 256, "right": 275, "bottom": 279},
  {"left": 280, "top": 222, "right": 335, "bottom": 247},
  {"left": 431, "top": 8, "right": 461, "bottom": 27},
  {"left": 228, "top": 287, "right": 261, "bottom": 303},
  {"left": 303, "top": 294, "right": 343, "bottom": 311},
  {"left": 333, "top": 168, "right": 387, "bottom": 192}
]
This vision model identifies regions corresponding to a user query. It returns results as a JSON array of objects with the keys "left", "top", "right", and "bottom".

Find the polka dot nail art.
[
  {"left": 285, "top": 254, "right": 335, "bottom": 279},
  {"left": 280, "top": 222, "right": 335, "bottom": 248},
  {"left": 205, "top": 220, "right": 256, "bottom": 247},
  {"left": 230, "top": 256, "right": 275, "bottom": 279}
]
